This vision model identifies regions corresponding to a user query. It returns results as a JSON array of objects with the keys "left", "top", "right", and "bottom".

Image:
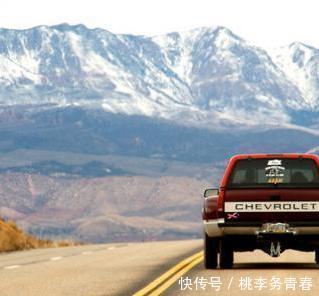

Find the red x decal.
[{"left": 227, "top": 212, "right": 239, "bottom": 219}]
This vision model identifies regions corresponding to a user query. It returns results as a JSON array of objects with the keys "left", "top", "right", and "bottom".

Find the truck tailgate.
[{"left": 224, "top": 188, "right": 319, "bottom": 223}]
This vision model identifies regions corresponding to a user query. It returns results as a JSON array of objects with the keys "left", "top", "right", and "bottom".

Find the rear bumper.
[{"left": 204, "top": 219, "right": 319, "bottom": 237}]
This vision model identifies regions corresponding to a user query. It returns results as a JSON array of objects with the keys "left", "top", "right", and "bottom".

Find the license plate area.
[{"left": 259, "top": 223, "right": 292, "bottom": 234}]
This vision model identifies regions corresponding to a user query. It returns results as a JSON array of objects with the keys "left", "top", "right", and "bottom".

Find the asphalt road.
[
  {"left": 0, "top": 240, "right": 201, "bottom": 296},
  {"left": 0, "top": 240, "right": 318, "bottom": 296},
  {"left": 166, "top": 249, "right": 318, "bottom": 296}
]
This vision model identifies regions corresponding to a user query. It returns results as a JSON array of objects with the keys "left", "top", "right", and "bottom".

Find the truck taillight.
[
  {"left": 217, "top": 189, "right": 225, "bottom": 212},
  {"left": 203, "top": 196, "right": 218, "bottom": 219}
]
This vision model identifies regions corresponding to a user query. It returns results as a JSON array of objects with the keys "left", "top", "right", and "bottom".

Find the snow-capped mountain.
[
  {"left": 0, "top": 23, "right": 318, "bottom": 128},
  {"left": 268, "top": 42, "right": 319, "bottom": 110}
]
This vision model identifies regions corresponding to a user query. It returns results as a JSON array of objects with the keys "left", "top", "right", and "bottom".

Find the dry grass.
[{"left": 0, "top": 218, "right": 79, "bottom": 252}]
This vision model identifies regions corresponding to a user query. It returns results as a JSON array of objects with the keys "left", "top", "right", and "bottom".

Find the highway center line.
[
  {"left": 151, "top": 255, "right": 203, "bottom": 295},
  {"left": 133, "top": 251, "right": 203, "bottom": 296}
]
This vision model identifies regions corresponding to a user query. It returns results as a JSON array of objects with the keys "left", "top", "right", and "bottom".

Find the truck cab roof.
[{"left": 229, "top": 153, "right": 319, "bottom": 160}]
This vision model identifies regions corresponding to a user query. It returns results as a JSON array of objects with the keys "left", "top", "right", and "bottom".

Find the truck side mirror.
[{"left": 203, "top": 188, "right": 219, "bottom": 198}]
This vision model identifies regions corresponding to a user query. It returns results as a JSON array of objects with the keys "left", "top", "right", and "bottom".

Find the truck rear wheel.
[
  {"left": 315, "top": 249, "right": 319, "bottom": 265},
  {"left": 219, "top": 238, "right": 234, "bottom": 269},
  {"left": 204, "top": 233, "right": 218, "bottom": 269}
]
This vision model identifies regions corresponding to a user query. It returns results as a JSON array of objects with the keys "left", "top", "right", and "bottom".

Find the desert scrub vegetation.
[{"left": 0, "top": 218, "right": 79, "bottom": 252}]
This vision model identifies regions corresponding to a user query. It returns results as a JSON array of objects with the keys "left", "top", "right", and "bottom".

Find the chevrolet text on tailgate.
[{"left": 202, "top": 154, "right": 319, "bottom": 269}]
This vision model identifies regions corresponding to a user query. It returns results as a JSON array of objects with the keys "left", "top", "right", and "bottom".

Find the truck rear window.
[{"left": 227, "top": 158, "right": 319, "bottom": 188}]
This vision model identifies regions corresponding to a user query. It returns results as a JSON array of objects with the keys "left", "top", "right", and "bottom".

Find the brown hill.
[
  {"left": 0, "top": 218, "right": 53, "bottom": 252},
  {"left": 0, "top": 174, "right": 209, "bottom": 243}
]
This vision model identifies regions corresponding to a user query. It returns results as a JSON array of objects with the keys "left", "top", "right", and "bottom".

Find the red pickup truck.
[{"left": 202, "top": 153, "right": 319, "bottom": 269}]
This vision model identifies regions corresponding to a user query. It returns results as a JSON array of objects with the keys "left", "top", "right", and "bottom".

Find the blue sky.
[{"left": 1, "top": 0, "right": 319, "bottom": 47}]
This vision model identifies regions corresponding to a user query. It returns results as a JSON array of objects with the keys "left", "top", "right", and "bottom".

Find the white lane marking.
[
  {"left": 82, "top": 251, "right": 93, "bottom": 255},
  {"left": 50, "top": 256, "right": 63, "bottom": 261},
  {"left": 4, "top": 265, "right": 20, "bottom": 269}
]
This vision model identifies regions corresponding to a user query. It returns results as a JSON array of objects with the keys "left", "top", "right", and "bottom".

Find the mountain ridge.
[{"left": 0, "top": 23, "right": 318, "bottom": 129}]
